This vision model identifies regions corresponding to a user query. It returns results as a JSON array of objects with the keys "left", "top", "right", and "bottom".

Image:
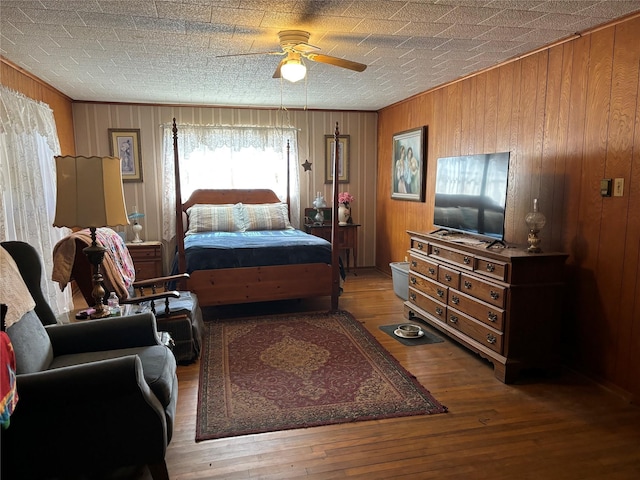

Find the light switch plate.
[
  {"left": 614, "top": 178, "right": 624, "bottom": 197},
  {"left": 600, "top": 179, "right": 612, "bottom": 197}
]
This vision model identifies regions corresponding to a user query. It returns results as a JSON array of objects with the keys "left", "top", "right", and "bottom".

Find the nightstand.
[
  {"left": 126, "top": 241, "right": 163, "bottom": 281},
  {"left": 304, "top": 223, "right": 360, "bottom": 272}
]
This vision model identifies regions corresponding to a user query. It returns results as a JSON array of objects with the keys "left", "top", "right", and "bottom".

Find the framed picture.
[
  {"left": 324, "top": 134, "right": 350, "bottom": 184},
  {"left": 108, "top": 128, "right": 143, "bottom": 182},
  {"left": 391, "top": 126, "right": 426, "bottom": 201}
]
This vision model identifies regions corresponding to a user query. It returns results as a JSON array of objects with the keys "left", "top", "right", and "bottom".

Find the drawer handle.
[
  {"left": 435, "top": 307, "right": 444, "bottom": 316},
  {"left": 410, "top": 293, "right": 416, "bottom": 301},
  {"left": 464, "top": 280, "right": 472, "bottom": 289},
  {"left": 433, "top": 247, "right": 440, "bottom": 255},
  {"left": 445, "top": 274, "right": 452, "bottom": 282},
  {"left": 490, "top": 291, "right": 500, "bottom": 300},
  {"left": 451, "top": 296, "right": 460, "bottom": 305},
  {"left": 437, "top": 289, "right": 444, "bottom": 298},
  {"left": 486, "top": 263, "right": 496, "bottom": 272},
  {"left": 410, "top": 277, "right": 417, "bottom": 285},
  {"left": 417, "top": 242, "right": 424, "bottom": 250},
  {"left": 428, "top": 267, "right": 436, "bottom": 275},
  {"left": 487, "top": 334, "right": 497, "bottom": 345},
  {"left": 463, "top": 256, "right": 471, "bottom": 265},
  {"left": 449, "top": 315, "right": 458, "bottom": 324},
  {"left": 411, "top": 261, "right": 417, "bottom": 267},
  {"left": 488, "top": 312, "right": 498, "bottom": 322}
]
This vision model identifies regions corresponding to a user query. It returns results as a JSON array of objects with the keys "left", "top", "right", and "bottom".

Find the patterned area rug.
[{"left": 196, "top": 310, "right": 447, "bottom": 442}]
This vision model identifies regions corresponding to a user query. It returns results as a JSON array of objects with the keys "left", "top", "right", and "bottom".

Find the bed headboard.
[{"left": 181, "top": 189, "right": 281, "bottom": 212}]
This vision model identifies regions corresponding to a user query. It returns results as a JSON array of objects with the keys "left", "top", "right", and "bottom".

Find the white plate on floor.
[{"left": 394, "top": 328, "right": 425, "bottom": 339}]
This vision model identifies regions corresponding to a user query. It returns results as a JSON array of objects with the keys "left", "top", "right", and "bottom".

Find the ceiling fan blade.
[
  {"left": 272, "top": 58, "right": 285, "bottom": 78},
  {"left": 305, "top": 53, "right": 367, "bottom": 72},
  {"left": 292, "top": 42, "right": 321, "bottom": 54},
  {"left": 215, "top": 51, "right": 283, "bottom": 58}
]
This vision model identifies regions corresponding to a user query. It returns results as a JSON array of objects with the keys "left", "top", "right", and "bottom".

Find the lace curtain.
[
  {"left": 0, "top": 85, "right": 73, "bottom": 316},
  {"left": 161, "top": 123, "right": 300, "bottom": 242}
]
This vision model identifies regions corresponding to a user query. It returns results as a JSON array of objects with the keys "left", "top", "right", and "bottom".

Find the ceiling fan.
[{"left": 218, "top": 30, "right": 367, "bottom": 82}]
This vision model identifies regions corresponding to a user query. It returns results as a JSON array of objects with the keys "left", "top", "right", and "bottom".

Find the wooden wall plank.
[{"left": 581, "top": 26, "right": 614, "bottom": 378}]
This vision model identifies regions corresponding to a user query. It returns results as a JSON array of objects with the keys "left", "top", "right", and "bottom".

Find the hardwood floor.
[{"left": 139, "top": 269, "right": 640, "bottom": 479}]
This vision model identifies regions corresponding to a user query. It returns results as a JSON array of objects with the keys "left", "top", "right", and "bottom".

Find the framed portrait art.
[
  {"left": 391, "top": 126, "right": 426, "bottom": 201},
  {"left": 325, "top": 134, "right": 350, "bottom": 184},
  {"left": 108, "top": 128, "right": 143, "bottom": 182}
]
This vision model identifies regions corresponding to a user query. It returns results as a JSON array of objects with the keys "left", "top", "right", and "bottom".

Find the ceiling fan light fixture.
[{"left": 281, "top": 57, "right": 306, "bottom": 82}]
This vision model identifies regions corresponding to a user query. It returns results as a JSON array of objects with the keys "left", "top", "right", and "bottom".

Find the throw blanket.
[
  {"left": 0, "top": 331, "right": 18, "bottom": 429},
  {"left": 0, "top": 246, "right": 35, "bottom": 329},
  {"left": 52, "top": 228, "right": 135, "bottom": 300}
]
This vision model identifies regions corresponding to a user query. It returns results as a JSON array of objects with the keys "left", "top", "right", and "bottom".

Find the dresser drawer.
[
  {"left": 429, "top": 244, "right": 474, "bottom": 271},
  {"left": 438, "top": 265, "right": 460, "bottom": 290},
  {"left": 410, "top": 237, "right": 429, "bottom": 254},
  {"left": 447, "top": 307, "right": 504, "bottom": 354},
  {"left": 459, "top": 273, "right": 506, "bottom": 308},
  {"left": 448, "top": 289, "right": 505, "bottom": 331},
  {"left": 409, "top": 253, "right": 438, "bottom": 280},
  {"left": 128, "top": 245, "right": 162, "bottom": 260},
  {"left": 408, "top": 287, "right": 447, "bottom": 322},
  {"left": 475, "top": 256, "right": 508, "bottom": 281},
  {"left": 409, "top": 273, "right": 448, "bottom": 303},
  {"left": 133, "top": 261, "right": 159, "bottom": 281}
]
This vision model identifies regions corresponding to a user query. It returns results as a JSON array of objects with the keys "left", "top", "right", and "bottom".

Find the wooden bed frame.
[{"left": 171, "top": 119, "right": 341, "bottom": 309}]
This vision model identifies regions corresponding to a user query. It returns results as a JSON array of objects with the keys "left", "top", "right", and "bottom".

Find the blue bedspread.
[{"left": 178, "top": 229, "right": 332, "bottom": 272}]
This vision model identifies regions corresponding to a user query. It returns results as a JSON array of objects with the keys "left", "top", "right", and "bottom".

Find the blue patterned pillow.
[
  {"left": 241, "top": 203, "right": 294, "bottom": 231},
  {"left": 186, "top": 203, "right": 244, "bottom": 234}
]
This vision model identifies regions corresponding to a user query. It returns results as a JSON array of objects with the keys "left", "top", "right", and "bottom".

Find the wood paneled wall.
[
  {"left": 71, "top": 104, "right": 378, "bottom": 270},
  {"left": 376, "top": 15, "right": 640, "bottom": 399},
  {"left": 1, "top": 58, "right": 75, "bottom": 155}
]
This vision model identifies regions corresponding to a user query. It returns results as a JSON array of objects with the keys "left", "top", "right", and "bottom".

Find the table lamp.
[{"left": 53, "top": 156, "right": 130, "bottom": 318}]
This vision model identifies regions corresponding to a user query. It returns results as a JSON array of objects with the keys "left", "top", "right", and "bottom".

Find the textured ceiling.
[{"left": 2, "top": 0, "right": 640, "bottom": 111}]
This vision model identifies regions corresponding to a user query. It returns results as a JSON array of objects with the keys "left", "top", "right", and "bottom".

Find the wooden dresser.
[
  {"left": 126, "top": 241, "right": 163, "bottom": 281},
  {"left": 404, "top": 230, "right": 568, "bottom": 383}
]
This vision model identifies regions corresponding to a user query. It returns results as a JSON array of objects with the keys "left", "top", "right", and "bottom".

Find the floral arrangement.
[{"left": 338, "top": 192, "right": 355, "bottom": 206}]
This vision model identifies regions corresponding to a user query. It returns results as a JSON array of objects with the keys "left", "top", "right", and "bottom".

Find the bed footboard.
[{"left": 188, "top": 263, "right": 334, "bottom": 307}]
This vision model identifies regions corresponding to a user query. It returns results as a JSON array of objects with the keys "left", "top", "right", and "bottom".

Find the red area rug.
[{"left": 196, "top": 310, "right": 447, "bottom": 441}]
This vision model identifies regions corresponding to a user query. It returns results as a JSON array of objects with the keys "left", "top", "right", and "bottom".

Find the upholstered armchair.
[
  {"left": 52, "top": 228, "right": 204, "bottom": 364},
  {"left": 1, "top": 241, "right": 177, "bottom": 480}
]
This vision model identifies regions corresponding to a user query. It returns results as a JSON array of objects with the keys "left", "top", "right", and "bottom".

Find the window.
[{"left": 161, "top": 123, "right": 299, "bottom": 241}]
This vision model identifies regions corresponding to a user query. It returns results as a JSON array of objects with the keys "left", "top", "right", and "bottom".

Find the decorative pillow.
[
  {"left": 241, "top": 203, "right": 294, "bottom": 231},
  {"left": 186, "top": 203, "right": 244, "bottom": 234}
]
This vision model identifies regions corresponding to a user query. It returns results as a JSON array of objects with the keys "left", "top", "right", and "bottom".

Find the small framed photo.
[
  {"left": 108, "top": 128, "right": 143, "bottom": 182},
  {"left": 391, "top": 126, "right": 426, "bottom": 201},
  {"left": 325, "top": 134, "right": 350, "bottom": 184}
]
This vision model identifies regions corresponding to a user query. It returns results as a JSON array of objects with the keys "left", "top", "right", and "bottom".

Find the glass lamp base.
[{"left": 131, "top": 223, "right": 143, "bottom": 243}]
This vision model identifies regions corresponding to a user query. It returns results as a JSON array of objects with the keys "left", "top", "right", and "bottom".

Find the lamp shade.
[{"left": 53, "top": 155, "right": 130, "bottom": 229}]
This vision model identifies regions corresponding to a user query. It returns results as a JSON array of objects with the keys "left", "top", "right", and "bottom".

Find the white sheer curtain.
[
  {"left": 161, "top": 123, "right": 300, "bottom": 242},
  {"left": 0, "top": 85, "right": 73, "bottom": 316}
]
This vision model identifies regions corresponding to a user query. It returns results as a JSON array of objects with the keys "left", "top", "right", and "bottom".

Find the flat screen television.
[{"left": 433, "top": 152, "right": 510, "bottom": 241}]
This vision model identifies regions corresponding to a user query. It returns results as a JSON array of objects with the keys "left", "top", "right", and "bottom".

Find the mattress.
[{"left": 175, "top": 229, "right": 332, "bottom": 273}]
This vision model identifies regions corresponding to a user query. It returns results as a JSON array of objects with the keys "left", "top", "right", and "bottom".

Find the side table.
[
  {"left": 303, "top": 223, "right": 360, "bottom": 272},
  {"left": 126, "top": 241, "right": 163, "bottom": 281}
]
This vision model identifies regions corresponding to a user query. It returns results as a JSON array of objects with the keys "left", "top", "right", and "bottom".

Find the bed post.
[
  {"left": 330, "top": 122, "right": 341, "bottom": 311},
  {"left": 173, "top": 118, "right": 187, "bottom": 286},
  {"left": 286, "top": 139, "right": 291, "bottom": 216}
]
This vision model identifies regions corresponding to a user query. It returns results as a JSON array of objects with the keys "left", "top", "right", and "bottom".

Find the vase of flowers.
[{"left": 338, "top": 192, "right": 354, "bottom": 225}]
